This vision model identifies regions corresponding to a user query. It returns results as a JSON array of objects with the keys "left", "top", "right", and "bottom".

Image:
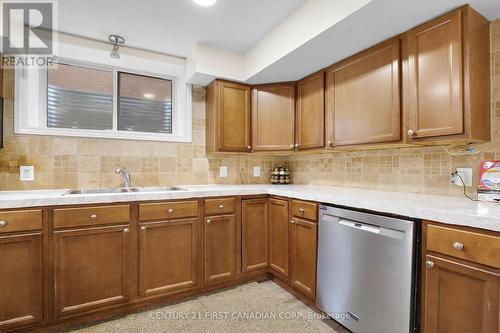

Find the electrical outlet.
[
  {"left": 451, "top": 168, "right": 473, "bottom": 187},
  {"left": 219, "top": 166, "right": 228, "bottom": 178},
  {"left": 20, "top": 166, "right": 35, "bottom": 181},
  {"left": 253, "top": 166, "right": 261, "bottom": 177}
]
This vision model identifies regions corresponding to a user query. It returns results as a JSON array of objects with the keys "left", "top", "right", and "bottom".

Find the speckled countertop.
[{"left": 0, "top": 185, "right": 499, "bottom": 232}]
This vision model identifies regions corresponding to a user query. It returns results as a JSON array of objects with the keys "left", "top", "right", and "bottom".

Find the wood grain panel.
[
  {"left": 204, "top": 215, "right": 237, "bottom": 284},
  {"left": 204, "top": 198, "right": 235, "bottom": 216},
  {"left": 53, "top": 205, "right": 130, "bottom": 229},
  {"left": 139, "top": 201, "right": 198, "bottom": 221},
  {"left": 269, "top": 198, "right": 289, "bottom": 278},
  {"left": 291, "top": 200, "right": 317, "bottom": 221},
  {"left": 242, "top": 199, "right": 268, "bottom": 273},
  {"left": 290, "top": 217, "right": 317, "bottom": 299},
  {"left": 0, "top": 209, "right": 42, "bottom": 234},
  {"left": 296, "top": 72, "right": 325, "bottom": 150}
]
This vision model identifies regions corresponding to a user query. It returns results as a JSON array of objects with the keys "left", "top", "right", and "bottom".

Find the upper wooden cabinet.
[
  {"left": 326, "top": 38, "right": 401, "bottom": 147},
  {"left": 252, "top": 83, "right": 295, "bottom": 152},
  {"left": 405, "top": 6, "right": 490, "bottom": 143},
  {"left": 296, "top": 71, "right": 325, "bottom": 150},
  {"left": 206, "top": 80, "right": 252, "bottom": 153}
]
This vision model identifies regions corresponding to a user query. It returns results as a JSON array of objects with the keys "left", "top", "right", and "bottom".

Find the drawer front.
[
  {"left": 427, "top": 224, "right": 500, "bottom": 269},
  {"left": 204, "top": 198, "right": 235, "bottom": 216},
  {"left": 53, "top": 205, "right": 130, "bottom": 229},
  {"left": 291, "top": 200, "right": 317, "bottom": 221},
  {"left": 0, "top": 209, "right": 42, "bottom": 234},
  {"left": 139, "top": 201, "right": 198, "bottom": 221}
]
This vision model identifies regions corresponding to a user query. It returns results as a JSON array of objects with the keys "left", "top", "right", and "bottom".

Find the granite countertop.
[{"left": 0, "top": 185, "right": 499, "bottom": 232}]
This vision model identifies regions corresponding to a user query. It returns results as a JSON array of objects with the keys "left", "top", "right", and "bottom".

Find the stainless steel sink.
[{"left": 62, "top": 187, "right": 187, "bottom": 195}]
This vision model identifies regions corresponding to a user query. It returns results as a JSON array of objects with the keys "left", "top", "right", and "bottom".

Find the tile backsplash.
[{"left": 1, "top": 19, "right": 499, "bottom": 196}]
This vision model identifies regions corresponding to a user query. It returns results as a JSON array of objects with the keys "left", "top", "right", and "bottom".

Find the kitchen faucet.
[{"left": 115, "top": 167, "right": 132, "bottom": 188}]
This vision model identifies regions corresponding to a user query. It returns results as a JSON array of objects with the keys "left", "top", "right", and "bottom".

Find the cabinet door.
[
  {"left": 204, "top": 215, "right": 237, "bottom": 284},
  {"left": 54, "top": 225, "right": 130, "bottom": 317},
  {"left": 290, "top": 217, "right": 317, "bottom": 299},
  {"left": 139, "top": 218, "right": 198, "bottom": 297},
  {"left": 423, "top": 255, "right": 499, "bottom": 333},
  {"left": 326, "top": 38, "right": 401, "bottom": 146},
  {"left": 218, "top": 81, "right": 252, "bottom": 152},
  {"left": 269, "top": 198, "right": 289, "bottom": 278},
  {"left": 406, "top": 9, "right": 463, "bottom": 140},
  {"left": 252, "top": 84, "right": 295, "bottom": 151},
  {"left": 296, "top": 72, "right": 325, "bottom": 150},
  {"left": 242, "top": 199, "right": 268, "bottom": 273},
  {"left": 0, "top": 233, "right": 42, "bottom": 330}
]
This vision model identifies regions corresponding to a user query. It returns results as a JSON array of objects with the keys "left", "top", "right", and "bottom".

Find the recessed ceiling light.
[
  {"left": 143, "top": 93, "right": 155, "bottom": 99},
  {"left": 193, "top": 0, "right": 216, "bottom": 7}
]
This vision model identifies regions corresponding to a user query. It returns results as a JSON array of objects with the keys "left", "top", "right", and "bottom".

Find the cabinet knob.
[
  {"left": 141, "top": 226, "right": 146, "bottom": 231},
  {"left": 407, "top": 129, "right": 415, "bottom": 136},
  {"left": 327, "top": 140, "right": 334, "bottom": 147},
  {"left": 167, "top": 208, "right": 174, "bottom": 214},
  {"left": 90, "top": 214, "right": 97, "bottom": 221},
  {"left": 206, "top": 219, "right": 211, "bottom": 224},
  {"left": 289, "top": 144, "right": 294, "bottom": 149},
  {"left": 247, "top": 146, "right": 252, "bottom": 150},
  {"left": 425, "top": 260, "right": 435, "bottom": 269},
  {"left": 290, "top": 219, "right": 295, "bottom": 224},
  {"left": 0, "top": 220, "right": 7, "bottom": 227},
  {"left": 298, "top": 208, "right": 305, "bottom": 213},
  {"left": 452, "top": 241, "right": 464, "bottom": 251},
  {"left": 123, "top": 228, "right": 129, "bottom": 233},
  {"left": 218, "top": 204, "right": 224, "bottom": 209},
  {"left": 294, "top": 144, "right": 299, "bottom": 149}
]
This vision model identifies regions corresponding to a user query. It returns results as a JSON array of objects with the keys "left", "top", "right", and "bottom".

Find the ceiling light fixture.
[
  {"left": 143, "top": 93, "right": 155, "bottom": 99},
  {"left": 108, "top": 34, "right": 125, "bottom": 59},
  {"left": 193, "top": 0, "right": 216, "bottom": 7}
]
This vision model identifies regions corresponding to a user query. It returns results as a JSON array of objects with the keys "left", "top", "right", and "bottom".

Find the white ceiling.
[{"left": 57, "top": 0, "right": 305, "bottom": 58}]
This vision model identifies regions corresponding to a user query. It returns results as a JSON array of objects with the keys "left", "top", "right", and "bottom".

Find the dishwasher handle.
[{"left": 338, "top": 218, "right": 381, "bottom": 234}]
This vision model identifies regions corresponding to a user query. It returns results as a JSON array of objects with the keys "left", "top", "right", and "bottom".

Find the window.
[
  {"left": 118, "top": 73, "right": 173, "bottom": 134},
  {"left": 47, "top": 63, "right": 113, "bottom": 130},
  {"left": 14, "top": 43, "right": 192, "bottom": 143}
]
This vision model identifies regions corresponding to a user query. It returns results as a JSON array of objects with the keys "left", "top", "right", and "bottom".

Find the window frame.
[{"left": 14, "top": 57, "right": 192, "bottom": 142}]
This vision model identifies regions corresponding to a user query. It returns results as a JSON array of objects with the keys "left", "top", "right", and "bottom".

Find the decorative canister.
[{"left": 271, "top": 165, "right": 291, "bottom": 184}]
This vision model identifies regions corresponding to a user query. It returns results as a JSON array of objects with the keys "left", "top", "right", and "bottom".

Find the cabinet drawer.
[
  {"left": 139, "top": 201, "right": 198, "bottom": 221},
  {"left": 291, "top": 200, "right": 317, "bottom": 221},
  {"left": 53, "top": 205, "right": 130, "bottom": 229},
  {"left": 204, "top": 198, "right": 235, "bottom": 216},
  {"left": 427, "top": 224, "right": 500, "bottom": 269},
  {"left": 0, "top": 209, "right": 42, "bottom": 234}
]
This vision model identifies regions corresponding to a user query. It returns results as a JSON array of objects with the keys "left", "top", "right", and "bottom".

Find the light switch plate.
[
  {"left": 253, "top": 166, "right": 261, "bottom": 177},
  {"left": 20, "top": 166, "right": 35, "bottom": 181},
  {"left": 219, "top": 166, "right": 228, "bottom": 178}
]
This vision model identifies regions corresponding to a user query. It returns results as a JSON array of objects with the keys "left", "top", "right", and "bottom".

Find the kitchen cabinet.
[
  {"left": 296, "top": 71, "right": 325, "bottom": 150},
  {"left": 206, "top": 80, "right": 252, "bottom": 153},
  {"left": 251, "top": 83, "right": 296, "bottom": 152},
  {"left": 406, "top": 6, "right": 490, "bottom": 143},
  {"left": 0, "top": 233, "right": 42, "bottom": 330},
  {"left": 242, "top": 198, "right": 268, "bottom": 273},
  {"left": 204, "top": 215, "right": 238, "bottom": 284},
  {"left": 326, "top": 38, "right": 401, "bottom": 147},
  {"left": 423, "top": 255, "right": 499, "bottom": 333},
  {"left": 139, "top": 218, "right": 199, "bottom": 297},
  {"left": 268, "top": 198, "right": 289, "bottom": 279},
  {"left": 53, "top": 225, "right": 130, "bottom": 317},
  {"left": 290, "top": 217, "right": 317, "bottom": 299}
]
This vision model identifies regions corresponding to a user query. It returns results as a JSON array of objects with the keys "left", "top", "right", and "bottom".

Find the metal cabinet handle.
[
  {"left": 298, "top": 208, "right": 305, "bottom": 213},
  {"left": 407, "top": 129, "right": 415, "bottom": 136},
  {"left": 247, "top": 146, "right": 252, "bottom": 150},
  {"left": 123, "top": 228, "right": 129, "bottom": 233},
  {"left": 0, "top": 220, "right": 7, "bottom": 227},
  {"left": 453, "top": 242, "right": 464, "bottom": 251},
  {"left": 290, "top": 219, "right": 295, "bottom": 224},
  {"left": 90, "top": 214, "right": 97, "bottom": 221},
  {"left": 167, "top": 208, "right": 174, "bottom": 214},
  {"left": 206, "top": 219, "right": 211, "bottom": 224},
  {"left": 425, "top": 260, "right": 435, "bottom": 269},
  {"left": 140, "top": 226, "right": 146, "bottom": 231},
  {"left": 289, "top": 144, "right": 294, "bottom": 149},
  {"left": 218, "top": 204, "right": 224, "bottom": 209},
  {"left": 294, "top": 144, "right": 299, "bottom": 149}
]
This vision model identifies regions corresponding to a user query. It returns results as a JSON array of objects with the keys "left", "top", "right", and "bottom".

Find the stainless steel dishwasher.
[{"left": 317, "top": 205, "right": 418, "bottom": 333}]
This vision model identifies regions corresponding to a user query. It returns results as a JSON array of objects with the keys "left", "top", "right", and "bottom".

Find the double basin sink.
[{"left": 62, "top": 187, "right": 187, "bottom": 195}]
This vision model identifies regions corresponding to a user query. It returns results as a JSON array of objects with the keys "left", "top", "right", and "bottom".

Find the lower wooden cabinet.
[
  {"left": 242, "top": 199, "right": 268, "bottom": 273},
  {"left": 290, "top": 217, "right": 317, "bottom": 299},
  {"left": 268, "top": 198, "right": 289, "bottom": 278},
  {"left": 0, "top": 233, "right": 42, "bottom": 330},
  {"left": 53, "top": 225, "right": 130, "bottom": 317},
  {"left": 423, "top": 254, "right": 499, "bottom": 333},
  {"left": 139, "top": 218, "right": 199, "bottom": 297},
  {"left": 204, "top": 215, "right": 237, "bottom": 284}
]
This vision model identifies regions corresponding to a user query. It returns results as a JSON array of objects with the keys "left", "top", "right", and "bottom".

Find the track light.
[{"left": 108, "top": 35, "right": 125, "bottom": 59}]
